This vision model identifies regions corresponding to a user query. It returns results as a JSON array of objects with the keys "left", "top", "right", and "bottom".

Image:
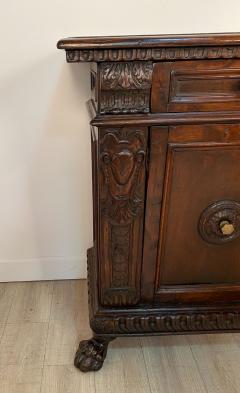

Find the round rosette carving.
[{"left": 198, "top": 200, "right": 240, "bottom": 245}]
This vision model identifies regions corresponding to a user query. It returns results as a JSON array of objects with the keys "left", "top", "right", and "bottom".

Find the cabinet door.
[{"left": 142, "top": 124, "right": 240, "bottom": 305}]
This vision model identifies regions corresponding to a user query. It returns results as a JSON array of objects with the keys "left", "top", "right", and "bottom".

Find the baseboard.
[{"left": 0, "top": 255, "right": 87, "bottom": 282}]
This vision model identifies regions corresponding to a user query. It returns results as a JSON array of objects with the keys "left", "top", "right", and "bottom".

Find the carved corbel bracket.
[{"left": 98, "top": 61, "right": 153, "bottom": 114}]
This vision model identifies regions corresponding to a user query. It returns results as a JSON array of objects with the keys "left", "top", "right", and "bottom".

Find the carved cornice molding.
[{"left": 66, "top": 46, "right": 240, "bottom": 63}]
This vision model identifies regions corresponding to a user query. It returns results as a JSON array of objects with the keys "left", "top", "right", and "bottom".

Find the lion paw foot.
[{"left": 74, "top": 337, "right": 111, "bottom": 372}]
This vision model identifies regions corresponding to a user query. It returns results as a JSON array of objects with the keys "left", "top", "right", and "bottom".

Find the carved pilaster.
[{"left": 99, "top": 127, "right": 148, "bottom": 306}]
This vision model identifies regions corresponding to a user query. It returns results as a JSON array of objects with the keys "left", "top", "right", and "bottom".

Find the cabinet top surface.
[{"left": 57, "top": 33, "right": 240, "bottom": 50}]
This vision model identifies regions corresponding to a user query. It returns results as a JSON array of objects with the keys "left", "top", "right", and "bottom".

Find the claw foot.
[{"left": 74, "top": 336, "right": 114, "bottom": 372}]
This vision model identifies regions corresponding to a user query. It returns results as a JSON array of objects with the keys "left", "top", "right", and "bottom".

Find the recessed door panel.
[{"left": 153, "top": 124, "right": 240, "bottom": 304}]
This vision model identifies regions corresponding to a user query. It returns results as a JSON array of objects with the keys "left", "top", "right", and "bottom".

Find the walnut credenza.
[{"left": 57, "top": 33, "right": 240, "bottom": 372}]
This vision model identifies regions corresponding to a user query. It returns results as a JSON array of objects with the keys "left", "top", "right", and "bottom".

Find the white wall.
[{"left": 1, "top": 0, "right": 240, "bottom": 282}]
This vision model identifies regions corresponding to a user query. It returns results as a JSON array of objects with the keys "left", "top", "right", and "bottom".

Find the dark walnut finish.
[{"left": 57, "top": 33, "right": 240, "bottom": 372}]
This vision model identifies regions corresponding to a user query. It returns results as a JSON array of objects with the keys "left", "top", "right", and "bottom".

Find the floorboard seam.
[
  {"left": 188, "top": 338, "right": 210, "bottom": 393},
  {"left": 139, "top": 338, "right": 154, "bottom": 393},
  {"left": 0, "top": 283, "right": 18, "bottom": 347},
  {"left": 39, "top": 281, "right": 54, "bottom": 393}
]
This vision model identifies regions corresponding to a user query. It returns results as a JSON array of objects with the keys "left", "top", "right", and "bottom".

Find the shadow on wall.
[{"left": 0, "top": 53, "right": 92, "bottom": 280}]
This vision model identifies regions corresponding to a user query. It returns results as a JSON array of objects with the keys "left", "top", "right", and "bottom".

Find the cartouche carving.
[
  {"left": 199, "top": 200, "right": 240, "bottom": 244},
  {"left": 100, "top": 128, "right": 146, "bottom": 224},
  {"left": 99, "top": 127, "right": 147, "bottom": 306}
]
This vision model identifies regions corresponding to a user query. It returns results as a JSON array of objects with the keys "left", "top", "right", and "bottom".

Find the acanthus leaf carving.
[
  {"left": 100, "top": 62, "right": 153, "bottom": 90},
  {"left": 99, "top": 62, "right": 153, "bottom": 114}
]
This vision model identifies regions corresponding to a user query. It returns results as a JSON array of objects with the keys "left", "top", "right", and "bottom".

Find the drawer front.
[
  {"left": 150, "top": 124, "right": 240, "bottom": 305},
  {"left": 151, "top": 60, "right": 240, "bottom": 112}
]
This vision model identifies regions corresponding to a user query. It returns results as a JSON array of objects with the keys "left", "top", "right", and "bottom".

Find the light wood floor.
[{"left": 1, "top": 280, "right": 240, "bottom": 393}]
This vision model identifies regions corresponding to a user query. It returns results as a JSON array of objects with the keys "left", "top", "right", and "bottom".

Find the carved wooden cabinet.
[{"left": 57, "top": 33, "right": 240, "bottom": 372}]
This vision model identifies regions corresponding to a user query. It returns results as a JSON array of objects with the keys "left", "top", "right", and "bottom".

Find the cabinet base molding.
[{"left": 90, "top": 311, "right": 240, "bottom": 336}]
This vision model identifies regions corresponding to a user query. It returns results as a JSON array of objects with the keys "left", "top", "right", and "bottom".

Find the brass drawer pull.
[
  {"left": 219, "top": 220, "right": 235, "bottom": 236},
  {"left": 198, "top": 200, "right": 240, "bottom": 244}
]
